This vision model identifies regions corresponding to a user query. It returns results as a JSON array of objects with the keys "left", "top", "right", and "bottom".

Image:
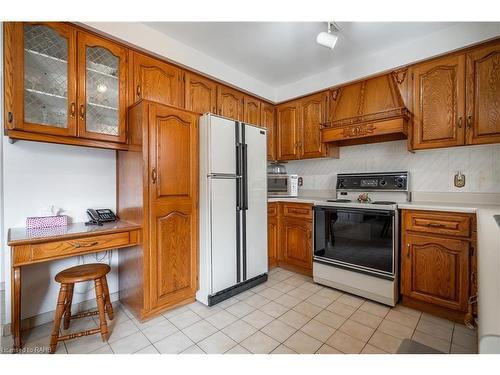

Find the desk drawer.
[
  {"left": 403, "top": 210, "right": 471, "bottom": 237},
  {"left": 29, "top": 232, "right": 131, "bottom": 262},
  {"left": 282, "top": 203, "right": 312, "bottom": 220}
]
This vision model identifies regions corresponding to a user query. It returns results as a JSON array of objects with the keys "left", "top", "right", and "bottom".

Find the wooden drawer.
[
  {"left": 403, "top": 210, "right": 471, "bottom": 237},
  {"left": 282, "top": 203, "right": 313, "bottom": 220},
  {"left": 26, "top": 232, "right": 131, "bottom": 264},
  {"left": 268, "top": 203, "right": 278, "bottom": 217}
]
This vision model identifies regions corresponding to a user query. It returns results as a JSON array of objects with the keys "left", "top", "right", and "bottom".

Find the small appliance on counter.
[
  {"left": 313, "top": 171, "right": 410, "bottom": 306},
  {"left": 267, "top": 162, "right": 299, "bottom": 198}
]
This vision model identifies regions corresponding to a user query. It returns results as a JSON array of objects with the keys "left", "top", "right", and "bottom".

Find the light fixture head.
[{"left": 316, "top": 22, "right": 339, "bottom": 49}]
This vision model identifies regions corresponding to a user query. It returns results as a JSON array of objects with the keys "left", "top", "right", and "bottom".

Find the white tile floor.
[{"left": 5, "top": 267, "right": 478, "bottom": 354}]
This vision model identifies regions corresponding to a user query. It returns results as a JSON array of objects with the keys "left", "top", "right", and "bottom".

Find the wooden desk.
[{"left": 7, "top": 220, "right": 141, "bottom": 350}]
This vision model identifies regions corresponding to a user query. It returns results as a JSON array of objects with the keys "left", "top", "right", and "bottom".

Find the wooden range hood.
[{"left": 321, "top": 72, "right": 410, "bottom": 146}]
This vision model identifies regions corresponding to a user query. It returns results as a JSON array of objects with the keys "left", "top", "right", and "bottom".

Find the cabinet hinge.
[{"left": 8, "top": 112, "right": 13, "bottom": 123}]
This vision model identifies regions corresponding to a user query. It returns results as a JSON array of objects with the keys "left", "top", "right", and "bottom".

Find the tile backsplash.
[{"left": 285, "top": 140, "right": 500, "bottom": 193}]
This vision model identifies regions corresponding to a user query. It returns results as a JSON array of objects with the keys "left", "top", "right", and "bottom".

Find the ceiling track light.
[{"left": 316, "top": 22, "right": 339, "bottom": 49}]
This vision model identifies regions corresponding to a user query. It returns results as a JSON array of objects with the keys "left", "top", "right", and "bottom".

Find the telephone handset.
[{"left": 86, "top": 209, "right": 117, "bottom": 226}]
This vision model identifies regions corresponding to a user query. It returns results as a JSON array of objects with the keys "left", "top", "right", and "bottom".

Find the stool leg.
[
  {"left": 94, "top": 278, "right": 109, "bottom": 342},
  {"left": 63, "top": 283, "right": 74, "bottom": 330},
  {"left": 101, "top": 276, "right": 114, "bottom": 320},
  {"left": 49, "top": 283, "right": 68, "bottom": 354}
]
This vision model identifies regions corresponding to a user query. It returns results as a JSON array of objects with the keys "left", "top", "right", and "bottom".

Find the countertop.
[
  {"left": 268, "top": 192, "right": 500, "bottom": 353},
  {"left": 7, "top": 220, "right": 142, "bottom": 246}
]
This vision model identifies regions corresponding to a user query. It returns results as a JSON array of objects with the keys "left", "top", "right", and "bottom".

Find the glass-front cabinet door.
[
  {"left": 13, "top": 22, "right": 77, "bottom": 136},
  {"left": 77, "top": 32, "right": 127, "bottom": 143}
]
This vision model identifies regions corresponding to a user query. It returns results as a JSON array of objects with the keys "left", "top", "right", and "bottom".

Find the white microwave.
[{"left": 267, "top": 174, "right": 299, "bottom": 197}]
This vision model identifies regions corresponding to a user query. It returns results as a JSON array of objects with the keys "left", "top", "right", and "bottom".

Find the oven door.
[{"left": 313, "top": 206, "right": 396, "bottom": 279}]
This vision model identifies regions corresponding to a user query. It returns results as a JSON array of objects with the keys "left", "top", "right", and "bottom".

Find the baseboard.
[{"left": 1, "top": 291, "right": 120, "bottom": 337}]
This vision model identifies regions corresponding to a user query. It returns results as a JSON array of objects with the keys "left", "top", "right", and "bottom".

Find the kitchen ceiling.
[{"left": 145, "top": 22, "right": 458, "bottom": 87}]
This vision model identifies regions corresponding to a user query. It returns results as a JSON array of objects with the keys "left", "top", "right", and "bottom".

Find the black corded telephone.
[{"left": 86, "top": 209, "right": 117, "bottom": 226}]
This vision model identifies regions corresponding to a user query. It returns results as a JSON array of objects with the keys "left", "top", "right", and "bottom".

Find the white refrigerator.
[{"left": 197, "top": 113, "right": 268, "bottom": 306}]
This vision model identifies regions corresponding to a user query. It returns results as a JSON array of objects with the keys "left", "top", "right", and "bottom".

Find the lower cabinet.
[
  {"left": 401, "top": 210, "right": 476, "bottom": 324},
  {"left": 267, "top": 203, "right": 279, "bottom": 267},
  {"left": 267, "top": 202, "right": 313, "bottom": 275},
  {"left": 281, "top": 218, "right": 313, "bottom": 272}
]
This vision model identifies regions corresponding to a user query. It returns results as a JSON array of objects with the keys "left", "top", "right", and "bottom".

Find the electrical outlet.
[{"left": 454, "top": 171, "right": 466, "bottom": 188}]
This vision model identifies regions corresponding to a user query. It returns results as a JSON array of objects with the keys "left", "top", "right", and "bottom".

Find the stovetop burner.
[
  {"left": 326, "top": 199, "right": 352, "bottom": 203},
  {"left": 371, "top": 201, "right": 397, "bottom": 205}
]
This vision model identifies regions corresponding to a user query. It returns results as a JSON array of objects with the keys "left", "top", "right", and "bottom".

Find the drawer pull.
[
  {"left": 73, "top": 241, "right": 98, "bottom": 248},
  {"left": 427, "top": 223, "right": 445, "bottom": 228}
]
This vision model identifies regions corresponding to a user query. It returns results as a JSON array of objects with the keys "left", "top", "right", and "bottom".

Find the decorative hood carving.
[{"left": 322, "top": 70, "right": 411, "bottom": 145}]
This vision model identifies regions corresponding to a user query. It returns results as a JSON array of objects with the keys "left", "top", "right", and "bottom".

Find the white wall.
[
  {"left": 2, "top": 140, "right": 117, "bottom": 322},
  {"left": 275, "top": 23, "right": 500, "bottom": 102},
  {"left": 287, "top": 141, "right": 500, "bottom": 194}
]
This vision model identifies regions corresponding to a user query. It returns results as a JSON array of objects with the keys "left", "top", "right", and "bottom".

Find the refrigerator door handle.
[
  {"left": 242, "top": 143, "right": 248, "bottom": 210},
  {"left": 208, "top": 173, "right": 240, "bottom": 179}
]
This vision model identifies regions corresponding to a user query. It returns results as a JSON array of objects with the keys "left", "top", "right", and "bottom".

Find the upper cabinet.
[
  {"left": 217, "top": 85, "right": 244, "bottom": 121},
  {"left": 300, "top": 91, "right": 329, "bottom": 159},
  {"left": 244, "top": 95, "right": 261, "bottom": 125},
  {"left": 4, "top": 22, "right": 129, "bottom": 148},
  {"left": 8, "top": 23, "right": 78, "bottom": 137},
  {"left": 466, "top": 42, "right": 500, "bottom": 145},
  {"left": 132, "top": 52, "right": 182, "bottom": 107},
  {"left": 412, "top": 54, "right": 466, "bottom": 150},
  {"left": 77, "top": 32, "right": 128, "bottom": 143},
  {"left": 184, "top": 72, "right": 217, "bottom": 114},
  {"left": 277, "top": 92, "right": 337, "bottom": 161},
  {"left": 261, "top": 102, "right": 276, "bottom": 160},
  {"left": 276, "top": 100, "right": 301, "bottom": 160},
  {"left": 412, "top": 41, "right": 500, "bottom": 150}
]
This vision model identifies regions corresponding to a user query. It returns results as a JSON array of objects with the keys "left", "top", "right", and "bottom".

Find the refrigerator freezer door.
[
  {"left": 243, "top": 125, "right": 268, "bottom": 280},
  {"left": 210, "top": 178, "right": 238, "bottom": 294},
  {"left": 209, "top": 116, "right": 237, "bottom": 175}
]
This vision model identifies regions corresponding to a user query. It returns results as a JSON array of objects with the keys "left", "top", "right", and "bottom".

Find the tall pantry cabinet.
[{"left": 117, "top": 100, "right": 199, "bottom": 319}]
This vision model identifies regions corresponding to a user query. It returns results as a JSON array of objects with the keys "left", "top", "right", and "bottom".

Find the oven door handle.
[{"left": 314, "top": 207, "right": 394, "bottom": 216}]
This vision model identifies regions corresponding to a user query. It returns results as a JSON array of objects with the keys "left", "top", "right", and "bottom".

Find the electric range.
[{"left": 312, "top": 171, "right": 410, "bottom": 306}]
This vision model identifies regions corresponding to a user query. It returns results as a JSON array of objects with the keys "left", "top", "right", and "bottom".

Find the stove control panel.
[{"left": 336, "top": 172, "right": 408, "bottom": 191}]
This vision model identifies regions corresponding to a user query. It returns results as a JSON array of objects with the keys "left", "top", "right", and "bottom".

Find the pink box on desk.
[{"left": 26, "top": 215, "right": 68, "bottom": 229}]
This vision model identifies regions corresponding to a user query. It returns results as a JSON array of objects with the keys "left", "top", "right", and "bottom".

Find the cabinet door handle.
[
  {"left": 407, "top": 243, "right": 410, "bottom": 258},
  {"left": 151, "top": 168, "right": 157, "bottom": 184},
  {"left": 74, "top": 241, "right": 98, "bottom": 248},
  {"left": 466, "top": 115, "right": 472, "bottom": 131},
  {"left": 79, "top": 105, "right": 85, "bottom": 120},
  {"left": 70, "top": 103, "right": 76, "bottom": 118},
  {"left": 136, "top": 85, "right": 141, "bottom": 98},
  {"left": 457, "top": 116, "right": 462, "bottom": 128},
  {"left": 427, "top": 222, "right": 445, "bottom": 228}
]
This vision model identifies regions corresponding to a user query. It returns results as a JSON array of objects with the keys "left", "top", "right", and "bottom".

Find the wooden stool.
[{"left": 49, "top": 263, "right": 114, "bottom": 353}]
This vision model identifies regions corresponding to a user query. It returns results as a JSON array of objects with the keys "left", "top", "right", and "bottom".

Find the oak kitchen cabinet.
[
  {"left": 277, "top": 92, "right": 337, "bottom": 161},
  {"left": 132, "top": 52, "right": 183, "bottom": 108},
  {"left": 217, "top": 84, "right": 244, "bottom": 121},
  {"left": 261, "top": 102, "right": 276, "bottom": 160},
  {"left": 267, "top": 202, "right": 313, "bottom": 276},
  {"left": 118, "top": 100, "right": 199, "bottom": 319},
  {"left": 244, "top": 95, "right": 261, "bottom": 125},
  {"left": 412, "top": 39, "right": 500, "bottom": 150},
  {"left": 401, "top": 209, "right": 477, "bottom": 324},
  {"left": 267, "top": 203, "right": 279, "bottom": 267},
  {"left": 184, "top": 71, "right": 217, "bottom": 114},
  {"left": 4, "top": 22, "right": 128, "bottom": 147},
  {"left": 465, "top": 41, "right": 500, "bottom": 145}
]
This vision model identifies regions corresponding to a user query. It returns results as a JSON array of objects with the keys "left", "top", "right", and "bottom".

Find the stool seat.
[{"left": 55, "top": 263, "right": 110, "bottom": 284}]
